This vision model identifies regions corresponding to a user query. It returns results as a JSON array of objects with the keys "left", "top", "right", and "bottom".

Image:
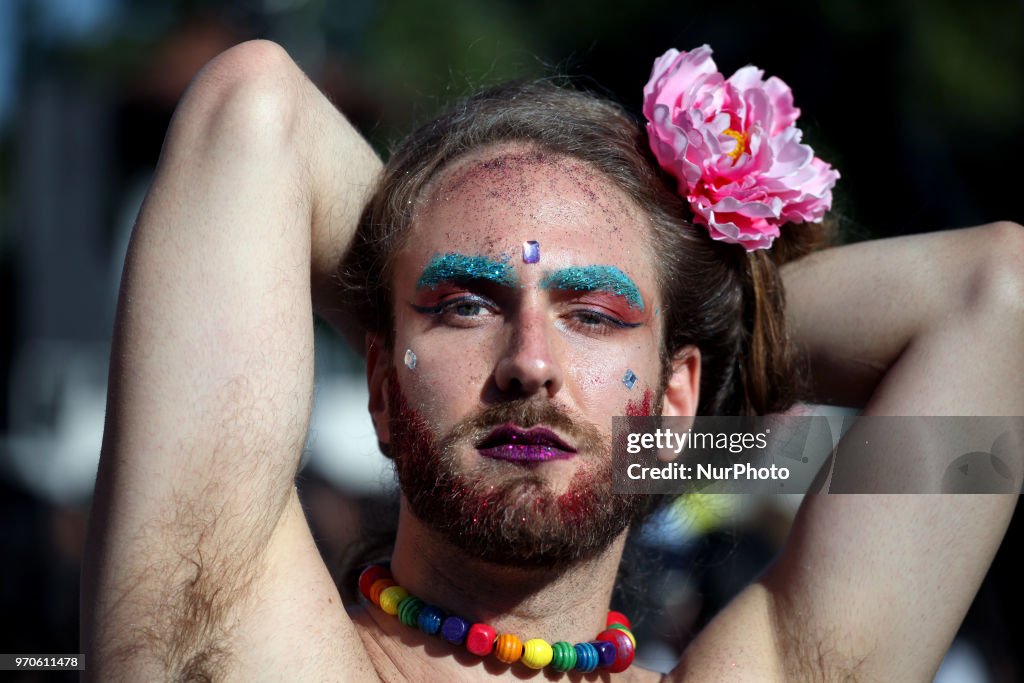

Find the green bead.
[
  {"left": 397, "top": 596, "right": 424, "bottom": 627},
  {"left": 550, "top": 641, "right": 577, "bottom": 672}
]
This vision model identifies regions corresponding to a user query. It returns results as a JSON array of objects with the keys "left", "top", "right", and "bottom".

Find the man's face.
[{"left": 368, "top": 144, "right": 699, "bottom": 566}]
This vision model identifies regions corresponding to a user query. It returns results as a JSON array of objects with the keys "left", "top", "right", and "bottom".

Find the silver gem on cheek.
[
  {"left": 622, "top": 369, "right": 637, "bottom": 390},
  {"left": 404, "top": 349, "right": 418, "bottom": 370},
  {"left": 522, "top": 240, "right": 540, "bottom": 264}
]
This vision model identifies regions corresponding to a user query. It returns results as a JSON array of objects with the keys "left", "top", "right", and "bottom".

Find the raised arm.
[
  {"left": 82, "top": 40, "right": 381, "bottom": 680},
  {"left": 674, "top": 222, "right": 1024, "bottom": 681}
]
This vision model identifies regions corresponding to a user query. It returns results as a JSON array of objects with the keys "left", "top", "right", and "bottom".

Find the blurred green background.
[{"left": 1, "top": 0, "right": 1022, "bottom": 680}]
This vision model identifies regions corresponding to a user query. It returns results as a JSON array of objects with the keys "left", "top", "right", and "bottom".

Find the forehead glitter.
[
  {"left": 416, "top": 253, "right": 517, "bottom": 290},
  {"left": 539, "top": 265, "right": 645, "bottom": 311},
  {"left": 622, "top": 369, "right": 638, "bottom": 390},
  {"left": 522, "top": 240, "right": 540, "bottom": 264},
  {"left": 404, "top": 349, "right": 417, "bottom": 370}
]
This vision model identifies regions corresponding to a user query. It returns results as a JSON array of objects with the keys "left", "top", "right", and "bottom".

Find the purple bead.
[
  {"left": 522, "top": 240, "right": 540, "bottom": 264},
  {"left": 441, "top": 615, "right": 469, "bottom": 645},
  {"left": 592, "top": 640, "right": 616, "bottom": 668}
]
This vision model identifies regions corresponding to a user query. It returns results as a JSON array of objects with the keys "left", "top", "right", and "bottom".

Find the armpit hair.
[
  {"left": 108, "top": 484, "right": 276, "bottom": 681},
  {"left": 102, "top": 403, "right": 299, "bottom": 679},
  {"left": 769, "top": 589, "right": 879, "bottom": 683}
]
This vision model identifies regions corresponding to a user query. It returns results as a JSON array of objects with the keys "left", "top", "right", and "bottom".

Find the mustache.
[{"left": 443, "top": 398, "right": 605, "bottom": 453}]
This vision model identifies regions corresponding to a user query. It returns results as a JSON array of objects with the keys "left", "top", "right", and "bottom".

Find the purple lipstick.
[{"left": 476, "top": 424, "right": 577, "bottom": 463}]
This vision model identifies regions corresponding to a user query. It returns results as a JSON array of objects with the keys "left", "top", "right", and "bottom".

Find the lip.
[{"left": 476, "top": 424, "right": 577, "bottom": 463}]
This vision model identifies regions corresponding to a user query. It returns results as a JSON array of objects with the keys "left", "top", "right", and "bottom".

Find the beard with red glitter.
[{"left": 387, "top": 369, "right": 661, "bottom": 568}]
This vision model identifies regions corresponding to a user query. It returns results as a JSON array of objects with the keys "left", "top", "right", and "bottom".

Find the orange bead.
[
  {"left": 494, "top": 633, "right": 523, "bottom": 664},
  {"left": 369, "top": 577, "right": 395, "bottom": 606}
]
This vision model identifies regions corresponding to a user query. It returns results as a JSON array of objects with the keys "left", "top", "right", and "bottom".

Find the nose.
[{"left": 493, "top": 308, "right": 564, "bottom": 398}]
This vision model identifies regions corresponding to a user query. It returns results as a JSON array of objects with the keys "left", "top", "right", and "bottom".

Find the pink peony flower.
[{"left": 643, "top": 45, "right": 839, "bottom": 251}]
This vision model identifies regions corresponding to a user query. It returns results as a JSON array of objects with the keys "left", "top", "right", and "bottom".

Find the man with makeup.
[{"left": 83, "top": 40, "right": 1023, "bottom": 682}]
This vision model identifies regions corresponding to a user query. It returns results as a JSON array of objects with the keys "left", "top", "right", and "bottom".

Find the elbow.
[
  {"left": 969, "top": 221, "right": 1024, "bottom": 321},
  {"left": 163, "top": 40, "right": 305, "bottom": 158}
]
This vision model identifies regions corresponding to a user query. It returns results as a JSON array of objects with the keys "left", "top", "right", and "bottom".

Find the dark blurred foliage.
[{"left": 4, "top": 0, "right": 1019, "bottom": 242}]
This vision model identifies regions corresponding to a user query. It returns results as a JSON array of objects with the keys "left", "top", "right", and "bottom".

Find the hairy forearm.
[
  {"left": 781, "top": 221, "right": 1024, "bottom": 409},
  {"left": 301, "top": 75, "right": 382, "bottom": 336}
]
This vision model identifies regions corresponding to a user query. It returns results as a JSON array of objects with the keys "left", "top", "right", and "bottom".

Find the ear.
[
  {"left": 366, "top": 333, "right": 392, "bottom": 449},
  {"left": 661, "top": 345, "right": 701, "bottom": 417}
]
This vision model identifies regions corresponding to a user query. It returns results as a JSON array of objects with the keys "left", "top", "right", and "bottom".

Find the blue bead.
[
  {"left": 592, "top": 640, "right": 616, "bottom": 668},
  {"left": 417, "top": 605, "right": 445, "bottom": 635},
  {"left": 574, "top": 642, "right": 598, "bottom": 673},
  {"left": 441, "top": 615, "right": 470, "bottom": 645}
]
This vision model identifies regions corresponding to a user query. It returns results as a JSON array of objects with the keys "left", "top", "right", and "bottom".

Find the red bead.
[
  {"left": 606, "top": 610, "right": 631, "bottom": 629},
  {"left": 466, "top": 623, "right": 497, "bottom": 656},
  {"left": 358, "top": 565, "right": 391, "bottom": 601},
  {"left": 597, "top": 629, "right": 635, "bottom": 673}
]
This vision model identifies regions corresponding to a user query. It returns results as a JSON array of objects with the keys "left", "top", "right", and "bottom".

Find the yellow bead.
[
  {"left": 379, "top": 586, "right": 408, "bottom": 615},
  {"left": 494, "top": 633, "right": 523, "bottom": 664},
  {"left": 521, "top": 638, "right": 553, "bottom": 669}
]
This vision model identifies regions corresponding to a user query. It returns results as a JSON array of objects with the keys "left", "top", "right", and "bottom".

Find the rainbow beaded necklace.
[{"left": 359, "top": 564, "right": 637, "bottom": 674}]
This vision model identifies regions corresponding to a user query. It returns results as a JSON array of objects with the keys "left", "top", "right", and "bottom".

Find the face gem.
[
  {"left": 522, "top": 240, "right": 540, "bottom": 264},
  {"left": 622, "top": 369, "right": 638, "bottom": 390},
  {"left": 404, "top": 349, "right": 418, "bottom": 370}
]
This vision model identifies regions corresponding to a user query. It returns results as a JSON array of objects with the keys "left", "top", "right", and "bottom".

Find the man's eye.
[
  {"left": 449, "top": 301, "right": 485, "bottom": 317},
  {"left": 575, "top": 310, "right": 609, "bottom": 326},
  {"left": 412, "top": 296, "right": 497, "bottom": 325},
  {"left": 565, "top": 309, "right": 641, "bottom": 334}
]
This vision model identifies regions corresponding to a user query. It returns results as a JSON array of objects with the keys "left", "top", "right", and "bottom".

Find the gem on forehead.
[
  {"left": 622, "top": 369, "right": 637, "bottom": 390},
  {"left": 522, "top": 240, "right": 540, "bottom": 264},
  {"left": 404, "top": 349, "right": 417, "bottom": 370}
]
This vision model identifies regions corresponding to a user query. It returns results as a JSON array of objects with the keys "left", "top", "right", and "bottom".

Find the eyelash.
[{"left": 411, "top": 296, "right": 640, "bottom": 334}]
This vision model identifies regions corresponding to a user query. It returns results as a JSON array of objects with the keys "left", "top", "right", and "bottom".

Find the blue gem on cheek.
[
  {"left": 622, "top": 369, "right": 637, "bottom": 390},
  {"left": 523, "top": 240, "right": 540, "bottom": 264},
  {"left": 404, "top": 349, "right": 417, "bottom": 370}
]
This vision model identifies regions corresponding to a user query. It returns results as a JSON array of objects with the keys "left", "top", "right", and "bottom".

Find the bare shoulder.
[{"left": 665, "top": 496, "right": 1016, "bottom": 683}]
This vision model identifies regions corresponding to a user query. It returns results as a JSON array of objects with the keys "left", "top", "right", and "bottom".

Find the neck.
[{"left": 389, "top": 497, "right": 628, "bottom": 645}]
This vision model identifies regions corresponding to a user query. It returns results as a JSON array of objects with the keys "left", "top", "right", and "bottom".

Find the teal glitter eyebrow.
[
  {"left": 539, "top": 265, "right": 645, "bottom": 311},
  {"left": 416, "top": 252, "right": 517, "bottom": 290}
]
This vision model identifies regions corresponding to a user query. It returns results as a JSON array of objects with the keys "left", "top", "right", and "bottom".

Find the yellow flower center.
[{"left": 722, "top": 128, "right": 748, "bottom": 162}]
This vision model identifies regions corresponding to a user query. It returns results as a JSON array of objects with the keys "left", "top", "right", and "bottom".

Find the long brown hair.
[{"left": 338, "top": 79, "right": 832, "bottom": 416}]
